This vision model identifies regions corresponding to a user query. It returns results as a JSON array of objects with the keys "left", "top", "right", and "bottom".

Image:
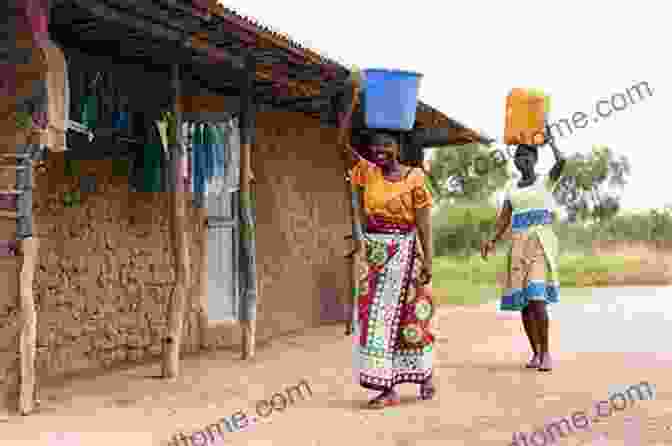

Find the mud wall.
[{"left": 0, "top": 111, "right": 350, "bottom": 396}]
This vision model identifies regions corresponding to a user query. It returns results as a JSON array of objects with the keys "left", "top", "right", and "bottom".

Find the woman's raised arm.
[{"left": 545, "top": 123, "right": 566, "bottom": 182}]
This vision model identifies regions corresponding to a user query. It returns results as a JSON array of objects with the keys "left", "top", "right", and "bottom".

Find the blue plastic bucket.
[{"left": 362, "top": 69, "right": 422, "bottom": 131}]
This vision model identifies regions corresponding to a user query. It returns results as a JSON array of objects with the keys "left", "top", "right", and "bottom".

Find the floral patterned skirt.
[
  {"left": 500, "top": 231, "right": 560, "bottom": 311},
  {"left": 352, "top": 224, "right": 433, "bottom": 391}
]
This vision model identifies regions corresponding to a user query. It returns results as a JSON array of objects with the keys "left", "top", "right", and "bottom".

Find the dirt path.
[{"left": 1, "top": 304, "right": 671, "bottom": 446}]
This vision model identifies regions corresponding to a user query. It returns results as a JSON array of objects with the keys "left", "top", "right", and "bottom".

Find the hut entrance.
[{"left": 205, "top": 185, "right": 240, "bottom": 322}]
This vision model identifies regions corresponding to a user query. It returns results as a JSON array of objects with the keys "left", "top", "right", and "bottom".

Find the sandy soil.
[{"left": 1, "top": 302, "right": 671, "bottom": 446}]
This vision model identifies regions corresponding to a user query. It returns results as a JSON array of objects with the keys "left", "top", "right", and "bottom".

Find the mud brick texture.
[{"left": 0, "top": 111, "right": 351, "bottom": 391}]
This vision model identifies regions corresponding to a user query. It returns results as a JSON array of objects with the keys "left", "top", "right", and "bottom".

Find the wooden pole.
[
  {"left": 18, "top": 236, "right": 38, "bottom": 415},
  {"left": 197, "top": 205, "right": 208, "bottom": 348},
  {"left": 239, "top": 53, "right": 257, "bottom": 360},
  {"left": 15, "top": 139, "right": 39, "bottom": 415},
  {"left": 162, "top": 64, "right": 190, "bottom": 378},
  {"left": 338, "top": 73, "right": 360, "bottom": 335}
]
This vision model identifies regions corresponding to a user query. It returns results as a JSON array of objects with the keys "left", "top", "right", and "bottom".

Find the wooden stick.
[
  {"left": 338, "top": 74, "right": 360, "bottom": 335},
  {"left": 240, "top": 139, "right": 255, "bottom": 360},
  {"left": 18, "top": 237, "right": 39, "bottom": 415},
  {"left": 163, "top": 64, "right": 190, "bottom": 379},
  {"left": 239, "top": 53, "right": 257, "bottom": 360},
  {"left": 197, "top": 206, "right": 209, "bottom": 348}
]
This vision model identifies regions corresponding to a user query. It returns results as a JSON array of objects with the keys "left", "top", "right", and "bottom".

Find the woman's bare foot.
[
  {"left": 538, "top": 352, "right": 553, "bottom": 372},
  {"left": 526, "top": 353, "right": 541, "bottom": 368},
  {"left": 368, "top": 389, "right": 400, "bottom": 409},
  {"left": 419, "top": 377, "right": 436, "bottom": 400}
]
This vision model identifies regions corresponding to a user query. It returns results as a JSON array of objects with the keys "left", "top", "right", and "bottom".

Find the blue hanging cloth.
[{"left": 192, "top": 123, "right": 207, "bottom": 200}]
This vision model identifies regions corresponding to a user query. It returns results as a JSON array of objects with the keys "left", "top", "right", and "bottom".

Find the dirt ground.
[{"left": 1, "top": 301, "right": 671, "bottom": 446}]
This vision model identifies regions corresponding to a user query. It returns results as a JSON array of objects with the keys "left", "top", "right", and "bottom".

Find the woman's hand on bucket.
[{"left": 481, "top": 239, "right": 495, "bottom": 260}]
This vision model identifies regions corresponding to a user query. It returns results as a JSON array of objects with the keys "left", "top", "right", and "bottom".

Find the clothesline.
[{"left": 178, "top": 118, "right": 241, "bottom": 202}]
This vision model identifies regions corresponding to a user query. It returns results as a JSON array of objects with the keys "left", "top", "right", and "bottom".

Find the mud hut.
[{"left": 0, "top": 0, "right": 488, "bottom": 416}]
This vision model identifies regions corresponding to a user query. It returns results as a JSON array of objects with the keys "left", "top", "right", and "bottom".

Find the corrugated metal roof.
[
  {"left": 211, "top": 2, "right": 347, "bottom": 68},
  {"left": 207, "top": 4, "right": 489, "bottom": 140}
]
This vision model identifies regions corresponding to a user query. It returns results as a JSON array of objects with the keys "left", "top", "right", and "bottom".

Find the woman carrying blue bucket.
[{"left": 340, "top": 68, "right": 437, "bottom": 408}]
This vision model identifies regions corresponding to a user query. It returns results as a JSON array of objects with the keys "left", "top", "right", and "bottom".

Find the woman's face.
[
  {"left": 514, "top": 146, "right": 537, "bottom": 174},
  {"left": 371, "top": 142, "right": 400, "bottom": 168}
]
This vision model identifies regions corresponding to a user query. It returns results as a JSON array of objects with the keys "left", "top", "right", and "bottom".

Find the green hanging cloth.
[
  {"left": 81, "top": 95, "right": 98, "bottom": 129},
  {"left": 141, "top": 142, "right": 163, "bottom": 192}
]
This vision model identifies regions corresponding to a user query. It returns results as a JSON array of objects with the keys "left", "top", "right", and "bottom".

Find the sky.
[{"left": 220, "top": 0, "right": 669, "bottom": 211}]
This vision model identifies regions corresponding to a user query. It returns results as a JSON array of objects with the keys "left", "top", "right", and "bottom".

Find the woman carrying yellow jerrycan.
[{"left": 482, "top": 89, "right": 565, "bottom": 372}]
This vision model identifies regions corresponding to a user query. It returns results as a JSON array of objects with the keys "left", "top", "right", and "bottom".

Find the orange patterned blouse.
[{"left": 350, "top": 158, "right": 433, "bottom": 225}]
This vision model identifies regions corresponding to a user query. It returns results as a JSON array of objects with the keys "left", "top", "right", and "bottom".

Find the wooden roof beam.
[{"left": 69, "top": 0, "right": 245, "bottom": 70}]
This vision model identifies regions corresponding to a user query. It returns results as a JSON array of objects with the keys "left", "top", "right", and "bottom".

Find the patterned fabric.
[
  {"left": 350, "top": 158, "right": 434, "bottom": 390},
  {"left": 500, "top": 233, "right": 560, "bottom": 311},
  {"left": 500, "top": 174, "right": 561, "bottom": 311},
  {"left": 511, "top": 209, "right": 553, "bottom": 232},
  {"left": 399, "top": 284, "right": 434, "bottom": 347},
  {"left": 237, "top": 188, "right": 257, "bottom": 321},
  {"left": 350, "top": 158, "right": 433, "bottom": 225},
  {"left": 353, "top": 226, "right": 433, "bottom": 390}
]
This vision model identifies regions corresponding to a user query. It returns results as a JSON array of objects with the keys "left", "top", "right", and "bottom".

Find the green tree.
[
  {"left": 429, "top": 143, "right": 510, "bottom": 204},
  {"left": 554, "top": 145, "right": 631, "bottom": 223}
]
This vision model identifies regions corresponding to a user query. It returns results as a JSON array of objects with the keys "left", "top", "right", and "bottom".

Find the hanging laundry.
[
  {"left": 208, "top": 123, "right": 226, "bottom": 195},
  {"left": 192, "top": 123, "right": 207, "bottom": 205},
  {"left": 81, "top": 71, "right": 100, "bottom": 129},
  {"left": 186, "top": 146, "right": 193, "bottom": 193},
  {"left": 175, "top": 143, "right": 192, "bottom": 194},
  {"left": 155, "top": 119, "right": 168, "bottom": 154},
  {"left": 202, "top": 123, "right": 214, "bottom": 195},
  {"left": 139, "top": 119, "right": 164, "bottom": 192},
  {"left": 185, "top": 122, "right": 195, "bottom": 193}
]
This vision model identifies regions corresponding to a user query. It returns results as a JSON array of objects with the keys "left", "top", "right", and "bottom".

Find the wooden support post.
[
  {"left": 15, "top": 142, "right": 38, "bottom": 416},
  {"left": 18, "top": 236, "right": 38, "bottom": 415},
  {"left": 197, "top": 206, "right": 209, "bottom": 348},
  {"left": 162, "top": 64, "right": 190, "bottom": 379},
  {"left": 239, "top": 139, "right": 255, "bottom": 359},
  {"left": 338, "top": 74, "right": 360, "bottom": 335},
  {"left": 239, "top": 53, "right": 257, "bottom": 360}
]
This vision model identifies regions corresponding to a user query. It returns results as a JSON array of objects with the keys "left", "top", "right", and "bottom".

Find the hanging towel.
[
  {"left": 203, "top": 123, "right": 214, "bottom": 195},
  {"left": 176, "top": 152, "right": 189, "bottom": 193},
  {"left": 141, "top": 143, "right": 163, "bottom": 192},
  {"left": 186, "top": 122, "right": 195, "bottom": 193},
  {"left": 209, "top": 123, "right": 227, "bottom": 195},
  {"left": 155, "top": 120, "right": 168, "bottom": 154},
  {"left": 187, "top": 147, "right": 193, "bottom": 193},
  {"left": 192, "top": 123, "right": 207, "bottom": 206},
  {"left": 81, "top": 93, "right": 97, "bottom": 129},
  {"left": 140, "top": 122, "right": 164, "bottom": 192}
]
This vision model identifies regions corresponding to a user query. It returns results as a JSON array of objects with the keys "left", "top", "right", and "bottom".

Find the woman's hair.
[{"left": 369, "top": 131, "right": 399, "bottom": 147}]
